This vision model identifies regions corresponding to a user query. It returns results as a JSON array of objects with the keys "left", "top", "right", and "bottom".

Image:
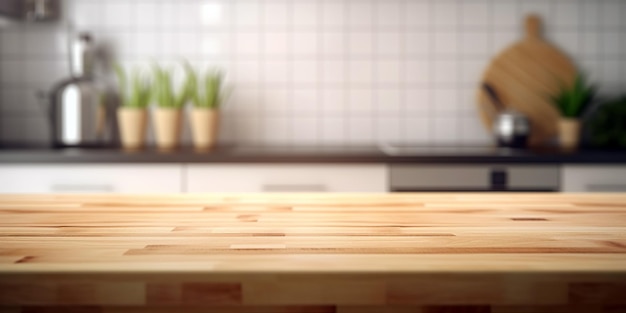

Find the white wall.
[{"left": 0, "top": 0, "right": 624, "bottom": 147}]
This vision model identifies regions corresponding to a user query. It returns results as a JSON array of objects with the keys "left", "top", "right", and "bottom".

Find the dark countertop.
[{"left": 0, "top": 144, "right": 625, "bottom": 164}]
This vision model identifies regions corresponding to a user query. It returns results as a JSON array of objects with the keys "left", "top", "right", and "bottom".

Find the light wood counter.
[{"left": 0, "top": 193, "right": 625, "bottom": 313}]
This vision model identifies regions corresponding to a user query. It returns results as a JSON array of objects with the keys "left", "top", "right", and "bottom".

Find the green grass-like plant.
[
  {"left": 114, "top": 64, "right": 151, "bottom": 109},
  {"left": 550, "top": 74, "right": 596, "bottom": 118},
  {"left": 152, "top": 63, "right": 194, "bottom": 109},
  {"left": 185, "top": 62, "right": 229, "bottom": 109}
]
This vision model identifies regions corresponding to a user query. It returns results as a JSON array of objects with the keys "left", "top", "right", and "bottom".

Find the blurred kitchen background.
[{"left": 0, "top": 0, "right": 624, "bottom": 147}]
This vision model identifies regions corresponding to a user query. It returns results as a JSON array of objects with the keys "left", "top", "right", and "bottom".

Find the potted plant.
[
  {"left": 586, "top": 96, "right": 626, "bottom": 149},
  {"left": 550, "top": 74, "right": 596, "bottom": 149},
  {"left": 151, "top": 64, "right": 193, "bottom": 150},
  {"left": 186, "top": 63, "right": 228, "bottom": 150},
  {"left": 114, "top": 65, "right": 151, "bottom": 150}
]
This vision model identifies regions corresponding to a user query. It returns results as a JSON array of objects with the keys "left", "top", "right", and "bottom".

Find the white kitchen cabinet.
[
  {"left": 561, "top": 166, "right": 626, "bottom": 192},
  {"left": 185, "top": 164, "right": 388, "bottom": 193},
  {"left": 0, "top": 164, "right": 182, "bottom": 193}
]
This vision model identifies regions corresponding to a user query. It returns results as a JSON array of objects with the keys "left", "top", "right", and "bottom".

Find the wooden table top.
[{"left": 1, "top": 193, "right": 625, "bottom": 274}]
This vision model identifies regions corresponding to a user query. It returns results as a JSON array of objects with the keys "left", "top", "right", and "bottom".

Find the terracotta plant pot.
[
  {"left": 153, "top": 108, "right": 182, "bottom": 150},
  {"left": 117, "top": 107, "right": 147, "bottom": 150},
  {"left": 558, "top": 118, "right": 581, "bottom": 149},
  {"left": 189, "top": 108, "right": 219, "bottom": 150}
]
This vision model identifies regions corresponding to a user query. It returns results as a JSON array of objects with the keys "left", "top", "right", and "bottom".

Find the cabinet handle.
[
  {"left": 261, "top": 184, "right": 327, "bottom": 192},
  {"left": 51, "top": 184, "right": 114, "bottom": 193},
  {"left": 586, "top": 184, "right": 626, "bottom": 192}
]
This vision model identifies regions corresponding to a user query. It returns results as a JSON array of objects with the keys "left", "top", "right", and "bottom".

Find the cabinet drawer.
[
  {"left": 0, "top": 164, "right": 182, "bottom": 193},
  {"left": 390, "top": 164, "right": 559, "bottom": 191},
  {"left": 186, "top": 164, "right": 388, "bottom": 193},
  {"left": 562, "top": 166, "right": 626, "bottom": 192}
]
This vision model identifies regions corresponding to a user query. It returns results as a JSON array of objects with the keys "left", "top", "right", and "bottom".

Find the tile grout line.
[
  {"left": 287, "top": 0, "right": 295, "bottom": 147},
  {"left": 371, "top": 0, "right": 378, "bottom": 147},
  {"left": 343, "top": 0, "right": 350, "bottom": 147},
  {"left": 316, "top": 0, "right": 323, "bottom": 148},
  {"left": 427, "top": 0, "right": 434, "bottom": 146},
  {"left": 399, "top": 0, "right": 408, "bottom": 145}
]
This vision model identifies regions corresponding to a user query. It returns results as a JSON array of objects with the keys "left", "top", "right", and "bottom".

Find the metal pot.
[
  {"left": 483, "top": 83, "right": 531, "bottom": 148},
  {"left": 48, "top": 33, "right": 114, "bottom": 147}
]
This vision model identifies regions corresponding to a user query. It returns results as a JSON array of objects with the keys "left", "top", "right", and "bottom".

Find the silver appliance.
[
  {"left": 380, "top": 145, "right": 560, "bottom": 192},
  {"left": 483, "top": 83, "right": 531, "bottom": 148},
  {"left": 49, "top": 33, "right": 113, "bottom": 147},
  {"left": 389, "top": 164, "right": 559, "bottom": 192}
]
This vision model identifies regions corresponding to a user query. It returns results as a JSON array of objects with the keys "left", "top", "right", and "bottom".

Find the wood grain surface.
[
  {"left": 477, "top": 15, "right": 578, "bottom": 146},
  {"left": 0, "top": 193, "right": 625, "bottom": 313}
]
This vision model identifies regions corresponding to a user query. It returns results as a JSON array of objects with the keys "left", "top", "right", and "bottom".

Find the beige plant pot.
[
  {"left": 117, "top": 108, "right": 147, "bottom": 150},
  {"left": 558, "top": 118, "right": 581, "bottom": 149},
  {"left": 153, "top": 108, "right": 182, "bottom": 150},
  {"left": 190, "top": 108, "right": 219, "bottom": 150}
]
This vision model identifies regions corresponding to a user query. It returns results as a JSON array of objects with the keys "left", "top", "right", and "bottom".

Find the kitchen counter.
[
  {"left": 1, "top": 193, "right": 625, "bottom": 312},
  {"left": 1, "top": 144, "right": 626, "bottom": 164}
]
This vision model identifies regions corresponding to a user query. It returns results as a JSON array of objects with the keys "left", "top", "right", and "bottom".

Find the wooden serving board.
[
  {"left": 1, "top": 193, "right": 626, "bottom": 312},
  {"left": 478, "top": 15, "right": 578, "bottom": 146}
]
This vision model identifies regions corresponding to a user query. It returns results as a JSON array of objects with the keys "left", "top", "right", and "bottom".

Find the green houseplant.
[
  {"left": 114, "top": 64, "right": 151, "bottom": 150},
  {"left": 151, "top": 63, "right": 194, "bottom": 150},
  {"left": 186, "top": 63, "right": 227, "bottom": 150},
  {"left": 587, "top": 96, "right": 626, "bottom": 148},
  {"left": 550, "top": 74, "right": 596, "bottom": 149}
]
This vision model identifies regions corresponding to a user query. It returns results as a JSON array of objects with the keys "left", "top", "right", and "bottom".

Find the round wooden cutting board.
[{"left": 477, "top": 15, "right": 578, "bottom": 146}]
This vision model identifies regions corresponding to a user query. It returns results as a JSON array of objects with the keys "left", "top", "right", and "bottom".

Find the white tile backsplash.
[
  {"left": 234, "top": 1, "right": 261, "bottom": 29},
  {"left": 293, "top": 1, "right": 318, "bottom": 30},
  {"left": 136, "top": 2, "right": 159, "bottom": 29},
  {"left": 348, "top": 32, "right": 374, "bottom": 57},
  {"left": 0, "top": 30, "right": 23, "bottom": 56},
  {"left": 103, "top": 1, "right": 133, "bottom": 29},
  {"left": 348, "top": 116, "right": 374, "bottom": 144},
  {"left": 433, "top": 60, "right": 459, "bottom": 84},
  {"left": 376, "top": 88, "right": 402, "bottom": 115},
  {"left": 376, "top": 32, "right": 402, "bottom": 57},
  {"left": 1, "top": 60, "right": 25, "bottom": 84},
  {"left": 375, "top": 1, "right": 403, "bottom": 29},
  {"left": 404, "top": 59, "right": 430, "bottom": 84},
  {"left": 405, "top": 32, "right": 429, "bottom": 56},
  {"left": 263, "top": 60, "right": 289, "bottom": 84},
  {"left": 601, "top": 0, "right": 622, "bottom": 29},
  {"left": 348, "top": 88, "right": 374, "bottom": 114},
  {"left": 348, "top": 60, "right": 373, "bottom": 85},
  {"left": 321, "top": 1, "right": 345, "bottom": 29},
  {"left": 404, "top": 89, "right": 430, "bottom": 114},
  {"left": 264, "top": 1, "right": 289, "bottom": 29},
  {"left": 404, "top": 116, "right": 431, "bottom": 143},
  {"left": 292, "top": 88, "right": 318, "bottom": 113},
  {"left": 492, "top": 1, "right": 518, "bottom": 29},
  {"left": 71, "top": 1, "right": 102, "bottom": 29},
  {"left": 434, "top": 31, "right": 458, "bottom": 55},
  {"left": 461, "top": 1, "right": 489, "bottom": 28},
  {"left": 405, "top": 2, "right": 430, "bottom": 29},
  {"left": 321, "top": 32, "right": 345, "bottom": 57},
  {"left": 321, "top": 60, "right": 346, "bottom": 84},
  {"left": 0, "top": 0, "right": 624, "bottom": 147},
  {"left": 347, "top": 1, "right": 374, "bottom": 29},
  {"left": 264, "top": 31, "right": 289, "bottom": 56},
  {"left": 322, "top": 89, "right": 346, "bottom": 114},
  {"left": 292, "top": 32, "right": 318, "bottom": 56},
  {"left": 433, "top": 0, "right": 458, "bottom": 29},
  {"left": 376, "top": 116, "right": 402, "bottom": 142},
  {"left": 554, "top": 1, "right": 579, "bottom": 29}
]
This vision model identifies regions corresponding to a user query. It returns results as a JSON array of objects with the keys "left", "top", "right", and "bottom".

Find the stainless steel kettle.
[
  {"left": 49, "top": 33, "right": 113, "bottom": 147},
  {"left": 482, "top": 83, "right": 531, "bottom": 148}
]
